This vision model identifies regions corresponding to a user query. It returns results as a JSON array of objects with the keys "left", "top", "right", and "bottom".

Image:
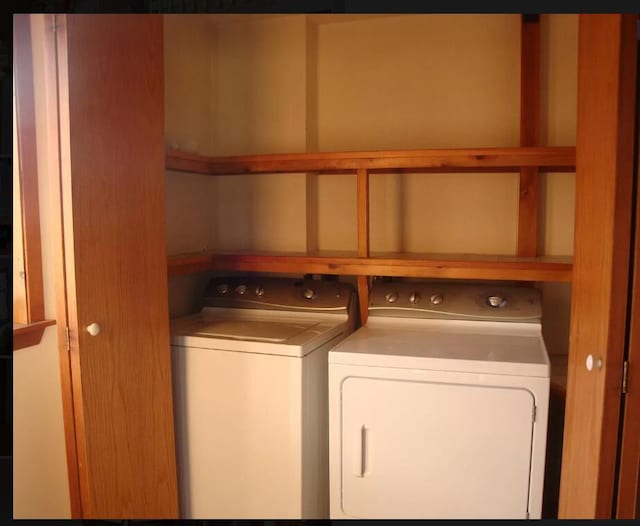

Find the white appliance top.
[
  {"left": 172, "top": 308, "right": 349, "bottom": 357},
  {"left": 330, "top": 280, "right": 549, "bottom": 377},
  {"left": 329, "top": 317, "right": 549, "bottom": 377},
  {"left": 171, "top": 277, "right": 354, "bottom": 358}
]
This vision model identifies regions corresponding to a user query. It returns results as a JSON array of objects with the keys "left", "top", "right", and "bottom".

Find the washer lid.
[
  {"left": 329, "top": 318, "right": 550, "bottom": 377},
  {"left": 171, "top": 307, "right": 349, "bottom": 357}
]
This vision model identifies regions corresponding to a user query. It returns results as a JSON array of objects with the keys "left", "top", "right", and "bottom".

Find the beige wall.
[
  {"left": 13, "top": 14, "right": 71, "bottom": 519},
  {"left": 164, "top": 14, "right": 577, "bottom": 355}
]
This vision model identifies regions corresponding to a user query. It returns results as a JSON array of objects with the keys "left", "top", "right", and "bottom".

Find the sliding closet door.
[
  {"left": 54, "top": 15, "right": 178, "bottom": 518},
  {"left": 559, "top": 14, "right": 637, "bottom": 518}
]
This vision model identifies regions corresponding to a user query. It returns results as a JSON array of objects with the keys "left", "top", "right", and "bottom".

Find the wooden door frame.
[
  {"left": 559, "top": 14, "right": 638, "bottom": 518},
  {"left": 616, "top": 29, "right": 640, "bottom": 518}
]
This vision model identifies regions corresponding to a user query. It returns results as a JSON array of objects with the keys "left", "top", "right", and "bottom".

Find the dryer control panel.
[{"left": 369, "top": 281, "right": 542, "bottom": 322}]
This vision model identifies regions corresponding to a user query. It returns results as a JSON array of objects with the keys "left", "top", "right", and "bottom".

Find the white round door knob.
[
  {"left": 585, "top": 354, "right": 602, "bottom": 371},
  {"left": 86, "top": 323, "right": 101, "bottom": 336}
]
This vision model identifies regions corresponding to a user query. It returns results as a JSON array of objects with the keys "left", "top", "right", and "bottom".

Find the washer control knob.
[
  {"left": 487, "top": 295, "right": 506, "bottom": 308},
  {"left": 408, "top": 291, "right": 421, "bottom": 304},
  {"left": 385, "top": 291, "right": 399, "bottom": 303},
  {"left": 303, "top": 288, "right": 316, "bottom": 300},
  {"left": 235, "top": 284, "right": 247, "bottom": 295},
  {"left": 255, "top": 286, "right": 265, "bottom": 297},
  {"left": 429, "top": 294, "right": 444, "bottom": 305},
  {"left": 217, "top": 283, "right": 229, "bottom": 294}
]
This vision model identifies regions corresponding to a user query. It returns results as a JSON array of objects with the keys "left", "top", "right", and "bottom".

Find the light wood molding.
[
  {"left": 559, "top": 14, "right": 638, "bottom": 519},
  {"left": 166, "top": 146, "right": 576, "bottom": 176},
  {"left": 41, "top": 13, "right": 83, "bottom": 518}
]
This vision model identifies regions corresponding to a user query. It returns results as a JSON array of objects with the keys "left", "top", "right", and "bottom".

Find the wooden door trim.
[
  {"left": 559, "top": 14, "right": 638, "bottom": 518},
  {"left": 42, "top": 13, "right": 83, "bottom": 518},
  {"left": 616, "top": 33, "right": 640, "bottom": 517},
  {"left": 13, "top": 14, "right": 45, "bottom": 324}
]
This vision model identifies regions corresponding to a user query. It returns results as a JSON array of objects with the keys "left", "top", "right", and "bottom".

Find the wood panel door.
[
  {"left": 53, "top": 15, "right": 178, "bottom": 518},
  {"left": 559, "top": 14, "right": 637, "bottom": 518}
]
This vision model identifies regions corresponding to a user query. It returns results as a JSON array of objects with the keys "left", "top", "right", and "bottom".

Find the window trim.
[{"left": 13, "top": 14, "right": 54, "bottom": 350}]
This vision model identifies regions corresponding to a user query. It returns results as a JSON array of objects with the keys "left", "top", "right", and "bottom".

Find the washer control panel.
[
  {"left": 369, "top": 281, "right": 542, "bottom": 322},
  {"left": 203, "top": 276, "right": 354, "bottom": 312}
]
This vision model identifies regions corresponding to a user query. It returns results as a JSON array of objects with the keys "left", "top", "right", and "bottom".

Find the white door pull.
[
  {"left": 586, "top": 354, "right": 602, "bottom": 371},
  {"left": 87, "top": 323, "right": 101, "bottom": 336}
]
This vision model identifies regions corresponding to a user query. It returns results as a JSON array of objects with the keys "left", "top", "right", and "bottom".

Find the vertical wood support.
[
  {"left": 517, "top": 14, "right": 541, "bottom": 257},
  {"left": 14, "top": 14, "right": 45, "bottom": 323},
  {"left": 357, "top": 167, "right": 370, "bottom": 325},
  {"left": 559, "top": 14, "right": 637, "bottom": 518}
]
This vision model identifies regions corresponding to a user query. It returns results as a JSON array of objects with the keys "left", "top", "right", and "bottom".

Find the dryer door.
[{"left": 340, "top": 376, "right": 535, "bottom": 519}]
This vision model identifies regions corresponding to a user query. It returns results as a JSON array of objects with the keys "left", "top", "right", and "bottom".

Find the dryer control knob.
[
  {"left": 235, "top": 284, "right": 247, "bottom": 295},
  {"left": 487, "top": 295, "right": 506, "bottom": 308},
  {"left": 217, "top": 283, "right": 229, "bottom": 294},
  {"left": 429, "top": 294, "right": 444, "bottom": 305},
  {"left": 255, "top": 286, "right": 265, "bottom": 297},
  {"left": 408, "top": 291, "right": 421, "bottom": 304},
  {"left": 303, "top": 288, "right": 316, "bottom": 300},
  {"left": 385, "top": 291, "right": 399, "bottom": 303}
]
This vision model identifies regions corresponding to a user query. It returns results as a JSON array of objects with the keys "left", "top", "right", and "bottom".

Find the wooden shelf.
[
  {"left": 166, "top": 146, "right": 576, "bottom": 176},
  {"left": 165, "top": 146, "right": 575, "bottom": 287},
  {"left": 167, "top": 251, "right": 573, "bottom": 282},
  {"left": 13, "top": 319, "right": 56, "bottom": 351}
]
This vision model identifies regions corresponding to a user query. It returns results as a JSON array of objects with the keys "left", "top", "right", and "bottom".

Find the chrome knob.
[
  {"left": 430, "top": 294, "right": 444, "bottom": 305},
  {"left": 255, "top": 286, "right": 265, "bottom": 297},
  {"left": 586, "top": 354, "right": 603, "bottom": 371},
  {"left": 235, "top": 284, "right": 247, "bottom": 295},
  {"left": 303, "top": 288, "right": 316, "bottom": 300},
  {"left": 487, "top": 295, "right": 506, "bottom": 308},
  {"left": 86, "top": 323, "right": 101, "bottom": 336},
  {"left": 217, "top": 283, "right": 229, "bottom": 294},
  {"left": 408, "top": 291, "right": 421, "bottom": 304},
  {"left": 385, "top": 291, "right": 399, "bottom": 303}
]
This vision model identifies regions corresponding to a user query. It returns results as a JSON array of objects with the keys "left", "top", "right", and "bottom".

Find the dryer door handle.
[{"left": 358, "top": 425, "right": 368, "bottom": 477}]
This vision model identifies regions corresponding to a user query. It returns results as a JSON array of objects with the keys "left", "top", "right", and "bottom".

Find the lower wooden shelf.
[
  {"left": 13, "top": 319, "right": 56, "bottom": 351},
  {"left": 167, "top": 250, "right": 573, "bottom": 282}
]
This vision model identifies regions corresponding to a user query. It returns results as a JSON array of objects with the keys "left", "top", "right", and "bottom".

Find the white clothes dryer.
[
  {"left": 328, "top": 281, "right": 550, "bottom": 519},
  {"left": 171, "top": 276, "right": 356, "bottom": 519}
]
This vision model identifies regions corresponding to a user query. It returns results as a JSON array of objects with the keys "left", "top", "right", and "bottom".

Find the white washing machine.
[
  {"left": 171, "top": 276, "right": 356, "bottom": 519},
  {"left": 328, "top": 280, "right": 550, "bottom": 519}
]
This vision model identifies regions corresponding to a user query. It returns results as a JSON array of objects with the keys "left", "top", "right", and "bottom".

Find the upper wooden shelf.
[
  {"left": 167, "top": 250, "right": 573, "bottom": 282},
  {"left": 166, "top": 146, "right": 576, "bottom": 176}
]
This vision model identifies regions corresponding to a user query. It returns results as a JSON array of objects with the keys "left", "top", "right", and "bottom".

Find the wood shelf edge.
[
  {"left": 166, "top": 146, "right": 577, "bottom": 176},
  {"left": 13, "top": 319, "right": 56, "bottom": 351},
  {"left": 167, "top": 252, "right": 573, "bottom": 282}
]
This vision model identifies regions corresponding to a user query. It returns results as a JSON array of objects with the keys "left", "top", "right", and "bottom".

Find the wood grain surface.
[
  {"left": 559, "top": 14, "right": 638, "bottom": 519},
  {"left": 56, "top": 15, "right": 178, "bottom": 518}
]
